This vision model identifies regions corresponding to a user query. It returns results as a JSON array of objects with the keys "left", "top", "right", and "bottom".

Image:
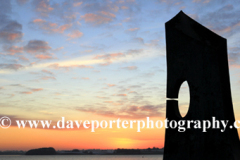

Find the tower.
[{"left": 163, "top": 11, "right": 240, "bottom": 160}]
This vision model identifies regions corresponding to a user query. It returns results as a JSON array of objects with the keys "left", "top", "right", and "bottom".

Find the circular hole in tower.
[{"left": 178, "top": 81, "right": 190, "bottom": 118}]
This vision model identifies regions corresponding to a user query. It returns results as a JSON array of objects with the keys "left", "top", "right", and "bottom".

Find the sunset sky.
[{"left": 1, "top": 0, "right": 240, "bottom": 151}]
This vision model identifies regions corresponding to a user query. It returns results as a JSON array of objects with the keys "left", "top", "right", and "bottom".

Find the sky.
[{"left": 1, "top": 0, "right": 240, "bottom": 151}]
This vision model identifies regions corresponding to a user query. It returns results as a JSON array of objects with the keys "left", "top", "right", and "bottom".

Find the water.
[{"left": 0, "top": 155, "right": 163, "bottom": 160}]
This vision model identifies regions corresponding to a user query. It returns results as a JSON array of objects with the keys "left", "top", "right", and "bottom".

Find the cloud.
[
  {"left": 67, "top": 30, "right": 83, "bottom": 40},
  {"left": 32, "top": 0, "right": 54, "bottom": 17},
  {"left": 73, "top": 2, "right": 83, "bottom": 7},
  {"left": 121, "top": 6, "right": 129, "bottom": 9},
  {"left": 32, "top": 19, "right": 72, "bottom": 34},
  {"left": 93, "top": 52, "right": 124, "bottom": 61},
  {"left": 9, "top": 84, "right": 23, "bottom": 87},
  {"left": 3, "top": 45, "right": 23, "bottom": 55},
  {"left": 16, "top": 0, "right": 29, "bottom": 5},
  {"left": 0, "top": 1, "right": 23, "bottom": 44},
  {"left": 0, "top": 64, "right": 24, "bottom": 70},
  {"left": 24, "top": 40, "right": 54, "bottom": 60},
  {"left": 41, "top": 69, "right": 54, "bottom": 75},
  {"left": 20, "top": 91, "right": 32, "bottom": 94},
  {"left": 31, "top": 88, "right": 43, "bottom": 92},
  {"left": 54, "top": 46, "right": 64, "bottom": 51},
  {"left": 48, "top": 63, "right": 93, "bottom": 70},
  {"left": 81, "top": 12, "right": 114, "bottom": 25},
  {"left": 107, "top": 84, "right": 116, "bottom": 87},
  {"left": 0, "top": 48, "right": 154, "bottom": 74},
  {"left": 40, "top": 76, "right": 56, "bottom": 80},
  {"left": 122, "top": 66, "right": 137, "bottom": 70},
  {"left": 228, "top": 47, "right": 240, "bottom": 65},
  {"left": 0, "top": 22, "right": 23, "bottom": 43},
  {"left": 24, "top": 40, "right": 51, "bottom": 54},
  {"left": 76, "top": 104, "right": 165, "bottom": 119},
  {"left": 100, "top": 11, "right": 116, "bottom": 18},
  {"left": 127, "top": 27, "right": 139, "bottom": 32},
  {"left": 192, "top": 0, "right": 210, "bottom": 3},
  {"left": 117, "top": 94, "right": 127, "bottom": 96},
  {"left": 35, "top": 54, "right": 54, "bottom": 60},
  {"left": 18, "top": 55, "right": 29, "bottom": 61},
  {"left": 200, "top": 4, "right": 240, "bottom": 34},
  {"left": 81, "top": 77, "right": 89, "bottom": 80}
]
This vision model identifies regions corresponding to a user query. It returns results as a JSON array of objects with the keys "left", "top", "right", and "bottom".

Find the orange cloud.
[
  {"left": 0, "top": 32, "right": 23, "bottom": 42},
  {"left": 104, "top": 101, "right": 122, "bottom": 106},
  {"left": 100, "top": 11, "right": 116, "bottom": 18},
  {"left": 121, "top": 6, "right": 129, "bottom": 9},
  {"left": 33, "top": 19, "right": 45, "bottom": 23},
  {"left": 122, "top": 66, "right": 137, "bottom": 70},
  {"left": 107, "top": 84, "right": 116, "bottom": 87},
  {"left": 76, "top": 104, "right": 165, "bottom": 119},
  {"left": 81, "top": 13, "right": 113, "bottom": 25},
  {"left": 3, "top": 46, "right": 23, "bottom": 55},
  {"left": 24, "top": 40, "right": 51, "bottom": 54},
  {"left": 81, "top": 77, "right": 89, "bottom": 80},
  {"left": 20, "top": 91, "right": 32, "bottom": 94},
  {"left": 93, "top": 53, "right": 124, "bottom": 61},
  {"left": 73, "top": 2, "right": 83, "bottom": 7},
  {"left": 0, "top": 64, "right": 24, "bottom": 70},
  {"left": 18, "top": 55, "right": 29, "bottom": 61},
  {"left": 48, "top": 63, "right": 93, "bottom": 70},
  {"left": 34, "top": 0, "right": 54, "bottom": 17},
  {"left": 117, "top": 94, "right": 127, "bottom": 96},
  {"left": 127, "top": 28, "right": 139, "bottom": 32},
  {"left": 230, "top": 64, "right": 240, "bottom": 69},
  {"left": 33, "top": 19, "right": 72, "bottom": 34},
  {"left": 31, "top": 88, "right": 43, "bottom": 92},
  {"left": 41, "top": 76, "right": 56, "bottom": 80},
  {"left": 67, "top": 30, "right": 83, "bottom": 40},
  {"left": 35, "top": 54, "right": 54, "bottom": 60},
  {"left": 52, "top": 24, "right": 72, "bottom": 33},
  {"left": 54, "top": 47, "right": 64, "bottom": 51},
  {"left": 42, "top": 69, "right": 54, "bottom": 75}
]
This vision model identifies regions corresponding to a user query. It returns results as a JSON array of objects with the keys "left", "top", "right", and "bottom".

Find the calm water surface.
[{"left": 0, "top": 155, "right": 163, "bottom": 160}]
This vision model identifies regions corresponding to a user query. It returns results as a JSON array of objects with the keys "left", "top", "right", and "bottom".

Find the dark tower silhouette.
[{"left": 163, "top": 11, "right": 240, "bottom": 160}]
